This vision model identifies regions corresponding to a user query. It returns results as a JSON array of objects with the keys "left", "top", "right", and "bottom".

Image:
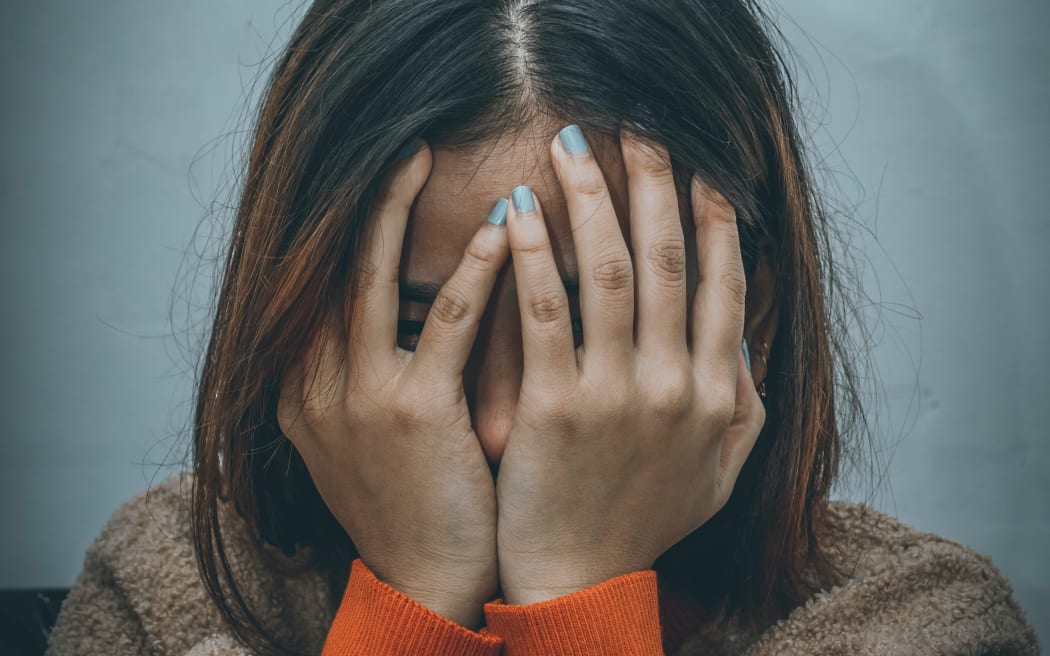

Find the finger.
[
  {"left": 551, "top": 125, "right": 634, "bottom": 366},
  {"left": 277, "top": 359, "right": 306, "bottom": 437},
  {"left": 620, "top": 128, "right": 687, "bottom": 357},
  {"left": 689, "top": 175, "right": 747, "bottom": 385},
  {"left": 407, "top": 198, "right": 511, "bottom": 383},
  {"left": 717, "top": 344, "right": 765, "bottom": 501},
  {"left": 506, "top": 184, "right": 578, "bottom": 381},
  {"left": 277, "top": 312, "right": 344, "bottom": 438},
  {"left": 350, "top": 138, "right": 430, "bottom": 362}
]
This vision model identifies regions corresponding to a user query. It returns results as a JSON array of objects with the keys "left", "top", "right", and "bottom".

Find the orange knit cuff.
[
  {"left": 482, "top": 569, "right": 664, "bottom": 656},
  {"left": 321, "top": 558, "right": 504, "bottom": 656}
]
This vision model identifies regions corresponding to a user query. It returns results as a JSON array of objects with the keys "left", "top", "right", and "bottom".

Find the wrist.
[
  {"left": 502, "top": 586, "right": 585, "bottom": 605},
  {"left": 499, "top": 559, "right": 653, "bottom": 605},
  {"left": 499, "top": 566, "right": 602, "bottom": 605},
  {"left": 377, "top": 566, "right": 496, "bottom": 630},
  {"left": 411, "top": 593, "right": 486, "bottom": 630}
]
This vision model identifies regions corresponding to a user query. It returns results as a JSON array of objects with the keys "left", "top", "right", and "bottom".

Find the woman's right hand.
[{"left": 276, "top": 139, "right": 510, "bottom": 631}]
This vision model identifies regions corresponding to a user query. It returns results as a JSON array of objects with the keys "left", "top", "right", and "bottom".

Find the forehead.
[{"left": 399, "top": 123, "right": 633, "bottom": 289}]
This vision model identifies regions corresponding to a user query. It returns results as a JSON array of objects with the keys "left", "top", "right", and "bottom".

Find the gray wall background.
[{"left": 2, "top": 0, "right": 1046, "bottom": 645}]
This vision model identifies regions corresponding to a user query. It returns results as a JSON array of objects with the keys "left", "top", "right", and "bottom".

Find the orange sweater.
[{"left": 322, "top": 557, "right": 707, "bottom": 656}]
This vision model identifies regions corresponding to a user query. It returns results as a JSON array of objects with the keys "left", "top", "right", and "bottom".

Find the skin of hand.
[
  {"left": 493, "top": 126, "right": 767, "bottom": 605},
  {"left": 276, "top": 140, "right": 512, "bottom": 631}
]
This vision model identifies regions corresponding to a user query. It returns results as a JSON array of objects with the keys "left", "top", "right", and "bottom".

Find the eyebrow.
[{"left": 400, "top": 272, "right": 580, "bottom": 303}]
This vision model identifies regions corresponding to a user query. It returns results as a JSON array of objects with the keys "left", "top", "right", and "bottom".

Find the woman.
[{"left": 47, "top": 0, "right": 1039, "bottom": 654}]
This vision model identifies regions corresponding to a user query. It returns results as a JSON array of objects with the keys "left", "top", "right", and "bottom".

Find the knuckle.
[
  {"left": 462, "top": 234, "right": 501, "bottom": 272},
  {"left": 537, "top": 397, "right": 578, "bottom": 432},
  {"left": 701, "top": 383, "right": 736, "bottom": 429},
  {"left": 638, "top": 149, "right": 673, "bottom": 180},
  {"left": 579, "top": 374, "right": 630, "bottom": 416},
  {"left": 749, "top": 388, "right": 767, "bottom": 425},
  {"left": 752, "top": 401, "right": 767, "bottom": 432},
  {"left": 720, "top": 261, "right": 748, "bottom": 308},
  {"left": 387, "top": 390, "right": 424, "bottom": 431},
  {"left": 603, "top": 386, "right": 635, "bottom": 418},
  {"left": 520, "top": 386, "right": 577, "bottom": 431},
  {"left": 591, "top": 253, "right": 634, "bottom": 292},
  {"left": 646, "top": 237, "right": 686, "bottom": 286},
  {"left": 570, "top": 170, "right": 608, "bottom": 200},
  {"left": 510, "top": 240, "right": 551, "bottom": 260},
  {"left": 695, "top": 183, "right": 736, "bottom": 224},
  {"left": 276, "top": 397, "right": 303, "bottom": 438},
  {"left": 430, "top": 286, "right": 472, "bottom": 325},
  {"left": 648, "top": 368, "right": 693, "bottom": 417},
  {"left": 708, "top": 191, "right": 736, "bottom": 222},
  {"left": 714, "top": 487, "right": 733, "bottom": 516},
  {"left": 527, "top": 289, "right": 569, "bottom": 324}
]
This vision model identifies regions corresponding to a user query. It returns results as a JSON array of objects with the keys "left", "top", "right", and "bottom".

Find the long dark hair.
[{"left": 186, "top": 0, "right": 874, "bottom": 653}]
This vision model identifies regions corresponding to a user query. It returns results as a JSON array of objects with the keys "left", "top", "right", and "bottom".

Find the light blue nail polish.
[
  {"left": 487, "top": 197, "right": 508, "bottom": 226},
  {"left": 559, "top": 124, "right": 589, "bottom": 155},
  {"left": 742, "top": 337, "right": 751, "bottom": 372},
  {"left": 512, "top": 185, "right": 535, "bottom": 213},
  {"left": 394, "top": 138, "right": 419, "bottom": 160}
]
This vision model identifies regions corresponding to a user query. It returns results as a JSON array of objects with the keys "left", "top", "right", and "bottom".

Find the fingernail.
[
  {"left": 512, "top": 185, "right": 535, "bottom": 215},
  {"left": 394, "top": 138, "right": 421, "bottom": 161},
  {"left": 487, "top": 197, "right": 509, "bottom": 226},
  {"left": 742, "top": 337, "right": 751, "bottom": 372},
  {"left": 559, "top": 124, "right": 589, "bottom": 155}
]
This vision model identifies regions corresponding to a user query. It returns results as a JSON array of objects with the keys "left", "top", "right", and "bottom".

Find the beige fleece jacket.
[{"left": 45, "top": 471, "right": 1040, "bottom": 655}]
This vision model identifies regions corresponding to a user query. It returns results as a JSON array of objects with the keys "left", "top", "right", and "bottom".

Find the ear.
[{"left": 744, "top": 240, "right": 778, "bottom": 387}]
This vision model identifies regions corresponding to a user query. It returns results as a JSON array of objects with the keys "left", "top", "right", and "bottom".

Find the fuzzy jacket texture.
[{"left": 46, "top": 471, "right": 1039, "bottom": 655}]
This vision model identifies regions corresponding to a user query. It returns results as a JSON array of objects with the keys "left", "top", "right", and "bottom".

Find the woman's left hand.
[{"left": 495, "top": 126, "right": 766, "bottom": 605}]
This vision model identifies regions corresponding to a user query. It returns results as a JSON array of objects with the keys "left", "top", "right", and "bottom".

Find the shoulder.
[
  {"left": 746, "top": 500, "right": 1040, "bottom": 655},
  {"left": 89, "top": 471, "right": 214, "bottom": 607},
  {"left": 50, "top": 471, "right": 333, "bottom": 655},
  {"left": 89, "top": 470, "right": 197, "bottom": 570},
  {"left": 817, "top": 499, "right": 970, "bottom": 576},
  {"left": 48, "top": 471, "right": 230, "bottom": 655},
  {"left": 816, "top": 499, "right": 1028, "bottom": 593}
]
